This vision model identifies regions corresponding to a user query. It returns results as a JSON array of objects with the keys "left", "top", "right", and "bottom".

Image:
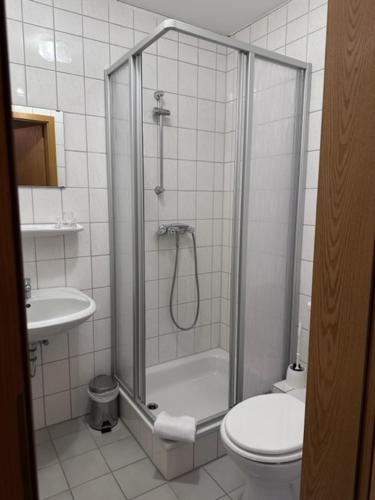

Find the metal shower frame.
[{"left": 105, "top": 19, "right": 311, "bottom": 433}]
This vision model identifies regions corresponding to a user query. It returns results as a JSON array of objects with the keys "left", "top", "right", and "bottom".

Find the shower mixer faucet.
[{"left": 158, "top": 223, "right": 194, "bottom": 236}]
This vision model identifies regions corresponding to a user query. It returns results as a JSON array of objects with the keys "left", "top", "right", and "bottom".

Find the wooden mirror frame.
[{"left": 12, "top": 111, "right": 58, "bottom": 187}]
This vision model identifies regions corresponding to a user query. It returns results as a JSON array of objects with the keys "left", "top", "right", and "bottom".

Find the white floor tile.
[
  {"left": 135, "top": 484, "right": 179, "bottom": 500},
  {"left": 53, "top": 429, "right": 97, "bottom": 461},
  {"left": 89, "top": 420, "right": 130, "bottom": 447},
  {"left": 204, "top": 456, "right": 245, "bottom": 493},
  {"left": 47, "top": 492, "right": 73, "bottom": 500},
  {"left": 35, "top": 428, "right": 51, "bottom": 445},
  {"left": 169, "top": 468, "right": 225, "bottom": 500},
  {"left": 229, "top": 486, "right": 245, "bottom": 499},
  {"left": 114, "top": 458, "right": 165, "bottom": 499},
  {"left": 36, "top": 440, "right": 58, "bottom": 469},
  {"left": 38, "top": 463, "right": 69, "bottom": 499},
  {"left": 100, "top": 436, "right": 146, "bottom": 471},
  {"left": 35, "top": 417, "right": 244, "bottom": 500},
  {"left": 48, "top": 417, "right": 87, "bottom": 439},
  {"left": 61, "top": 449, "right": 109, "bottom": 488},
  {"left": 71, "top": 474, "right": 125, "bottom": 500}
]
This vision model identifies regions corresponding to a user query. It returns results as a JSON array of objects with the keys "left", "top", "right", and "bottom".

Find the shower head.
[
  {"left": 158, "top": 223, "right": 194, "bottom": 236},
  {"left": 153, "top": 89, "right": 170, "bottom": 118}
]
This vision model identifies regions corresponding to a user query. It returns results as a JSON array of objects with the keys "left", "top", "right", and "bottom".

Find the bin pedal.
[{"left": 101, "top": 421, "right": 113, "bottom": 433}]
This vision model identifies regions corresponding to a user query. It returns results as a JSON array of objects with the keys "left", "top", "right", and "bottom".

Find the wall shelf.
[{"left": 21, "top": 223, "right": 83, "bottom": 238}]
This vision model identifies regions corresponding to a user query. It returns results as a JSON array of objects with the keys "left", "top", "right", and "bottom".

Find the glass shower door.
[
  {"left": 240, "top": 57, "right": 305, "bottom": 399},
  {"left": 109, "top": 62, "right": 136, "bottom": 393}
]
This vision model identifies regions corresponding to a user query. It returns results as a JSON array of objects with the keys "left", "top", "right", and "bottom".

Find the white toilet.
[{"left": 220, "top": 392, "right": 305, "bottom": 500}]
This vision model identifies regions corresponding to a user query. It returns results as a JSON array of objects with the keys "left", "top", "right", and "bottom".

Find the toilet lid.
[{"left": 225, "top": 394, "right": 305, "bottom": 456}]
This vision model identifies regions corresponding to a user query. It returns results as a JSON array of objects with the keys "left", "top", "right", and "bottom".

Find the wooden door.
[
  {"left": 0, "top": 0, "right": 38, "bottom": 498},
  {"left": 300, "top": 0, "right": 375, "bottom": 498}
]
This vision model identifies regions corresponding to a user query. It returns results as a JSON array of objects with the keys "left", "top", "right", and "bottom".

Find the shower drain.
[{"left": 147, "top": 402, "right": 159, "bottom": 410}]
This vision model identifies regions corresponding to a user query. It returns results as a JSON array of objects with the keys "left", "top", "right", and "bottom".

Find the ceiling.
[{"left": 121, "top": 0, "right": 288, "bottom": 36}]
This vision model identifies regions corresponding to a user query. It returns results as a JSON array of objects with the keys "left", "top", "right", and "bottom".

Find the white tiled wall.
[
  {"left": 232, "top": 0, "right": 327, "bottom": 366},
  {"left": 141, "top": 33, "right": 237, "bottom": 366}
]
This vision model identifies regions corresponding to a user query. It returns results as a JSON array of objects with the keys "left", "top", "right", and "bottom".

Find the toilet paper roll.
[{"left": 286, "top": 364, "right": 306, "bottom": 389}]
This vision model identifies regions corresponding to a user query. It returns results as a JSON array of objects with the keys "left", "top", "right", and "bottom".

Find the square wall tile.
[
  {"left": 62, "top": 188, "right": 90, "bottom": 222},
  {"left": 83, "top": 17, "right": 109, "bottom": 43},
  {"left": 84, "top": 39, "right": 109, "bottom": 79},
  {"left": 90, "top": 223, "right": 109, "bottom": 255},
  {"left": 70, "top": 352, "right": 94, "bottom": 388},
  {"left": 18, "top": 188, "right": 33, "bottom": 223},
  {"left": 45, "top": 391, "right": 71, "bottom": 426},
  {"left": 88, "top": 153, "right": 107, "bottom": 188},
  {"left": 71, "top": 385, "right": 90, "bottom": 418},
  {"left": 26, "top": 67, "right": 57, "bottom": 109},
  {"left": 109, "top": 0, "right": 133, "bottom": 27},
  {"left": 7, "top": 20, "right": 24, "bottom": 64},
  {"left": 43, "top": 359, "right": 70, "bottom": 395},
  {"left": 35, "top": 236, "right": 64, "bottom": 261},
  {"left": 82, "top": 0, "right": 109, "bottom": 20},
  {"left": 64, "top": 223, "right": 91, "bottom": 258},
  {"left": 85, "top": 78, "right": 105, "bottom": 117},
  {"left": 89, "top": 189, "right": 109, "bottom": 222},
  {"left": 37, "top": 259, "right": 66, "bottom": 288},
  {"left": 94, "top": 348, "right": 111, "bottom": 375},
  {"left": 32, "top": 188, "right": 62, "bottom": 224},
  {"left": 5, "top": 0, "right": 22, "bottom": 20},
  {"left": 23, "top": 0, "right": 53, "bottom": 28},
  {"left": 66, "top": 256, "right": 92, "bottom": 289},
  {"left": 54, "top": 8, "right": 82, "bottom": 35},
  {"left": 69, "top": 322, "right": 94, "bottom": 356},
  {"left": 42, "top": 333, "right": 69, "bottom": 363},
  {"left": 24, "top": 24, "right": 54, "bottom": 69},
  {"left": 93, "top": 287, "right": 110, "bottom": 319},
  {"left": 66, "top": 151, "right": 88, "bottom": 188},
  {"left": 9, "top": 63, "right": 26, "bottom": 105},
  {"left": 64, "top": 114, "right": 87, "bottom": 151},
  {"left": 56, "top": 32, "right": 84, "bottom": 75},
  {"left": 93, "top": 318, "right": 111, "bottom": 350},
  {"left": 87, "top": 116, "right": 106, "bottom": 153}
]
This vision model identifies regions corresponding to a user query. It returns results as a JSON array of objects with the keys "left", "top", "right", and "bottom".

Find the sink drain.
[{"left": 147, "top": 402, "right": 158, "bottom": 410}]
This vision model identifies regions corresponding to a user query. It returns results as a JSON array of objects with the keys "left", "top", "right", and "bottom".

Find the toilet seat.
[{"left": 222, "top": 394, "right": 305, "bottom": 464}]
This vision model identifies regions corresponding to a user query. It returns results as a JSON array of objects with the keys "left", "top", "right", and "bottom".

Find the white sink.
[{"left": 27, "top": 287, "right": 96, "bottom": 343}]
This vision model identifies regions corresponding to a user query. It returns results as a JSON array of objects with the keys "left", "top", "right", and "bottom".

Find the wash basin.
[{"left": 27, "top": 287, "right": 96, "bottom": 343}]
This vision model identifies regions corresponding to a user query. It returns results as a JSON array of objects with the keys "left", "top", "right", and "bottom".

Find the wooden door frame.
[
  {"left": 300, "top": 0, "right": 375, "bottom": 498},
  {"left": 1, "top": 0, "right": 375, "bottom": 498},
  {"left": 0, "top": 0, "right": 38, "bottom": 498}
]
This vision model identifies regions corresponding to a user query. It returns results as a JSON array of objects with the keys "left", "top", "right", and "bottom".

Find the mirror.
[{"left": 12, "top": 105, "right": 65, "bottom": 187}]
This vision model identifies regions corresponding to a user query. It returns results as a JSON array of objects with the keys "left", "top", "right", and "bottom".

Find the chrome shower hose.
[{"left": 169, "top": 231, "right": 200, "bottom": 331}]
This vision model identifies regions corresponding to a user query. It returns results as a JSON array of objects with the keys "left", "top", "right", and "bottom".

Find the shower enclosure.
[{"left": 106, "top": 19, "right": 311, "bottom": 433}]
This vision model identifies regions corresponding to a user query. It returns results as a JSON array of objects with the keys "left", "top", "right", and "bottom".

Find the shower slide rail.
[{"left": 153, "top": 90, "right": 170, "bottom": 195}]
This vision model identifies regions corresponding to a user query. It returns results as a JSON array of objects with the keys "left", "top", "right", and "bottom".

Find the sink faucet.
[{"left": 24, "top": 278, "right": 32, "bottom": 300}]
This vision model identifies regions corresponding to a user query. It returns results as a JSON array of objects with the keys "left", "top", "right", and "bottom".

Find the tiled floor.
[{"left": 35, "top": 418, "right": 245, "bottom": 500}]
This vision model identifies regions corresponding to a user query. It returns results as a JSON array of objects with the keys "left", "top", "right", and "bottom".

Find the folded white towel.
[{"left": 153, "top": 411, "right": 196, "bottom": 443}]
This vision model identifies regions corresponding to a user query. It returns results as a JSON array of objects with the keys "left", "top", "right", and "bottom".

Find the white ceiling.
[{"left": 121, "top": 0, "right": 288, "bottom": 36}]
